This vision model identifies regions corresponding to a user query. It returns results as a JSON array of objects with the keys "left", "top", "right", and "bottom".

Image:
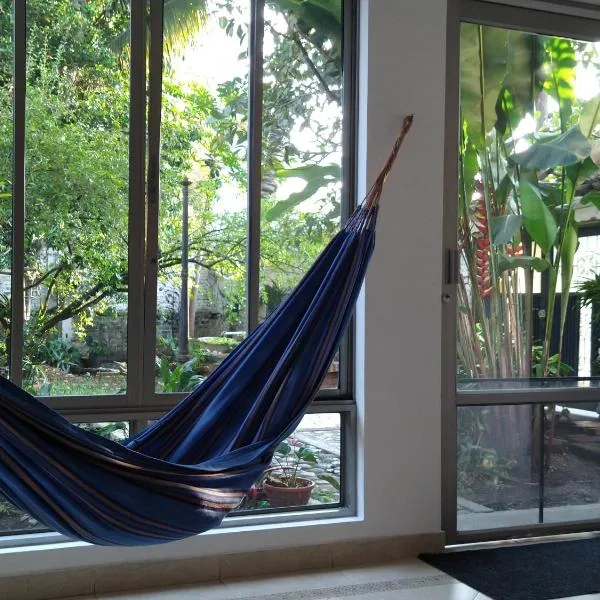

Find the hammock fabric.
[{"left": 0, "top": 116, "right": 413, "bottom": 546}]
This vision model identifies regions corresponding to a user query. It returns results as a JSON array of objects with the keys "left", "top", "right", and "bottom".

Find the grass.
[{"left": 25, "top": 368, "right": 125, "bottom": 396}]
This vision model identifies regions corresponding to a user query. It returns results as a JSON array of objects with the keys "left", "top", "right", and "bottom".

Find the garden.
[
  {"left": 456, "top": 23, "right": 600, "bottom": 523},
  {"left": 0, "top": 0, "right": 344, "bottom": 397}
]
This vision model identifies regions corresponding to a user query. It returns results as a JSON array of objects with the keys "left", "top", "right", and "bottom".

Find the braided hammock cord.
[{"left": 365, "top": 115, "right": 414, "bottom": 210}]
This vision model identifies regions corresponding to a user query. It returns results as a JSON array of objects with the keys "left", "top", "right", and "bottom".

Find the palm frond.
[
  {"left": 110, "top": 0, "right": 208, "bottom": 61},
  {"left": 162, "top": 0, "right": 208, "bottom": 58}
]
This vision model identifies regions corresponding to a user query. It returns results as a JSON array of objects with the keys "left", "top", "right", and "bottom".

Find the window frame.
[
  {"left": 443, "top": 0, "right": 600, "bottom": 544},
  {"left": 10, "top": 0, "right": 359, "bottom": 415}
]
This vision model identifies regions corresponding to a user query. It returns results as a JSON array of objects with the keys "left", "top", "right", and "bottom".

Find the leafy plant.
[
  {"left": 532, "top": 346, "right": 575, "bottom": 377},
  {"left": 456, "top": 24, "right": 600, "bottom": 467},
  {"left": 38, "top": 338, "right": 81, "bottom": 372},
  {"left": 155, "top": 355, "right": 204, "bottom": 393},
  {"left": 268, "top": 436, "right": 318, "bottom": 488},
  {"left": 77, "top": 421, "right": 129, "bottom": 443}
]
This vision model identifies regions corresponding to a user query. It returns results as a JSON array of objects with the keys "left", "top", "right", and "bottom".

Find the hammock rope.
[{"left": 0, "top": 116, "right": 414, "bottom": 546}]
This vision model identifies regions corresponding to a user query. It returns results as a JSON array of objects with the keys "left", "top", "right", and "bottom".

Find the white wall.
[{"left": 0, "top": 0, "right": 448, "bottom": 576}]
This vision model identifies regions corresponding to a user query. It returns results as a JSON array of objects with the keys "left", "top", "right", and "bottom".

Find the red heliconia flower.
[
  {"left": 471, "top": 186, "right": 492, "bottom": 299},
  {"left": 507, "top": 243, "right": 523, "bottom": 256}
]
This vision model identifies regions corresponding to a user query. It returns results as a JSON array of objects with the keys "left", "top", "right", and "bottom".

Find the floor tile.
[
  {"left": 318, "top": 582, "right": 479, "bottom": 599},
  {"left": 97, "top": 581, "right": 229, "bottom": 600},
  {"left": 221, "top": 560, "right": 445, "bottom": 598},
  {"left": 67, "top": 560, "right": 475, "bottom": 600}
]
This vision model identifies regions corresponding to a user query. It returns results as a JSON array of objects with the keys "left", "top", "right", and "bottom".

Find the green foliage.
[
  {"left": 271, "top": 438, "right": 318, "bottom": 488},
  {"left": 518, "top": 173, "right": 558, "bottom": 254},
  {"left": 531, "top": 346, "right": 575, "bottom": 378},
  {"left": 457, "top": 407, "right": 519, "bottom": 495},
  {"left": 267, "top": 164, "right": 341, "bottom": 220},
  {"left": 78, "top": 421, "right": 129, "bottom": 443},
  {"left": 37, "top": 338, "right": 81, "bottom": 373},
  {"left": 155, "top": 355, "right": 205, "bottom": 393},
  {"left": 0, "top": 0, "right": 344, "bottom": 386}
]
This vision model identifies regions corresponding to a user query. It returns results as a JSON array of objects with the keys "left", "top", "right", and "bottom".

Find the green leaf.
[
  {"left": 460, "top": 24, "right": 510, "bottom": 141},
  {"left": 519, "top": 174, "right": 557, "bottom": 253},
  {"left": 318, "top": 474, "right": 340, "bottom": 491},
  {"left": 559, "top": 219, "right": 578, "bottom": 350},
  {"left": 494, "top": 174, "right": 513, "bottom": 206},
  {"left": 297, "top": 448, "right": 317, "bottom": 463},
  {"left": 268, "top": 164, "right": 341, "bottom": 220},
  {"left": 512, "top": 126, "right": 591, "bottom": 170},
  {"left": 275, "top": 164, "right": 341, "bottom": 180},
  {"left": 580, "top": 94, "right": 600, "bottom": 137},
  {"left": 566, "top": 157, "right": 598, "bottom": 190},
  {"left": 490, "top": 214, "right": 522, "bottom": 245},
  {"left": 277, "top": 442, "right": 291, "bottom": 456},
  {"left": 543, "top": 37, "right": 576, "bottom": 128},
  {"left": 497, "top": 254, "right": 551, "bottom": 273},
  {"left": 581, "top": 191, "right": 600, "bottom": 210}
]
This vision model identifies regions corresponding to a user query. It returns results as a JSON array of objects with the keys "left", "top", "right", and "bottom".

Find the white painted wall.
[{"left": 0, "top": 0, "right": 448, "bottom": 576}]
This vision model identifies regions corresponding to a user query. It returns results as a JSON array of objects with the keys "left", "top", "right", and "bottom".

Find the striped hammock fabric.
[{"left": 0, "top": 117, "right": 413, "bottom": 546}]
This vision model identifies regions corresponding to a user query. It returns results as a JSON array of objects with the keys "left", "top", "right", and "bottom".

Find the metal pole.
[
  {"left": 11, "top": 0, "right": 26, "bottom": 386},
  {"left": 179, "top": 177, "right": 191, "bottom": 359}
]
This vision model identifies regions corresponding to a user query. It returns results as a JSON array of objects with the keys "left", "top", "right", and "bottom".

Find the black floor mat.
[{"left": 421, "top": 537, "right": 600, "bottom": 600}]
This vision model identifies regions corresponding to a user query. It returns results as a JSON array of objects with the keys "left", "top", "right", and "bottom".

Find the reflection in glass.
[
  {"left": 543, "top": 403, "right": 600, "bottom": 523},
  {"left": 458, "top": 402, "right": 600, "bottom": 532}
]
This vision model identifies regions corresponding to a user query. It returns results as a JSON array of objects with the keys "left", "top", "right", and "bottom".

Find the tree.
[{"left": 0, "top": 0, "right": 346, "bottom": 383}]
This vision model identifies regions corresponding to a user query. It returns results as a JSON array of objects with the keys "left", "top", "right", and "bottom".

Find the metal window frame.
[
  {"left": 10, "top": 0, "right": 25, "bottom": 387},
  {"left": 442, "top": 0, "right": 600, "bottom": 545},
  {"left": 12, "top": 0, "right": 359, "bottom": 412}
]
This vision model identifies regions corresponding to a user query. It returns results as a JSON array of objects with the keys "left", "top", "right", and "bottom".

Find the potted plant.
[{"left": 262, "top": 437, "right": 318, "bottom": 507}]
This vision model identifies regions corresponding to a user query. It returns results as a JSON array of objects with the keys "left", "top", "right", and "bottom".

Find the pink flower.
[{"left": 247, "top": 486, "right": 260, "bottom": 500}]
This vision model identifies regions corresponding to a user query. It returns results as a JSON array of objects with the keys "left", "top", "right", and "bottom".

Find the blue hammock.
[{"left": 0, "top": 117, "right": 413, "bottom": 546}]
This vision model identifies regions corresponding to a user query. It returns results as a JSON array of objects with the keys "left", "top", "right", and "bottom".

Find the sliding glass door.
[{"left": 444, "top": 0, "right": 600, "bottom": 543}]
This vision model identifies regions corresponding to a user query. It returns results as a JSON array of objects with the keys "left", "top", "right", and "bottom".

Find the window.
[
  {"left": 0, "top": 0, "right": 357, "bottom": 540},
  {"left": 445, "top": 2, "right": 600, "bottom": 543}
]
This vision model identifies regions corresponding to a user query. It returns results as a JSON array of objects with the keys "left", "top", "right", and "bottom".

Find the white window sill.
[{"left": 0, "top": 508, "right": 361, "bottom": 557}]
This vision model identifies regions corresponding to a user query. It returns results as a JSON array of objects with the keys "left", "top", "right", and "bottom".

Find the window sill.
[{"left": 0, "top": 507, "right": 359, "bottom": 555}]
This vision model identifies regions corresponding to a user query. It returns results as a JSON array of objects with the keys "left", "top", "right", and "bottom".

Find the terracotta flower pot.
[{"left": 263, "top": 477, "right": 315, "bottom": 507}]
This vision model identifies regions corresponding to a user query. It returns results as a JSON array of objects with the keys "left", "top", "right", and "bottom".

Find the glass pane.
[
  {"left": 258, "top": 1, "right": 344, "bottom": 390},
  {"left": 457, "top": 405, "right": 539, "bottom": 532},
  {"left": 543, "top": 402, "right": 600, "bottom": 524},
  {"left": 0, "top": 421, "right": 130, "bottom": 534},
  {"left": 456, "top": 24, "right": 600, "bottom": 393},
  {"left": 236, "top": 412, "right": 342, "bottom": 512},
  {"left": 154, "top": 1, "right": 249, "bottom": 392},
  {"left": 0, "top": 1, "right": 11, "bottom": 378},
  {"left": 22, "top": 1, "right": 129, "bottom": 396}
]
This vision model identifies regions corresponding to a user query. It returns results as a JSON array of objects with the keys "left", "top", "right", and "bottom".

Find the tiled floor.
[{"left": 52, "top": 559, "right": 600, "bottom": 600}]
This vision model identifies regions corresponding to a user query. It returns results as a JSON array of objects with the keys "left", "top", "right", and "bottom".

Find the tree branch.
[
  {"left": 24, "top": 264, "right": 64, "bottom": 292},
  {"left": 289, "top": 31, "right": 340, "bottom": 104}
]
